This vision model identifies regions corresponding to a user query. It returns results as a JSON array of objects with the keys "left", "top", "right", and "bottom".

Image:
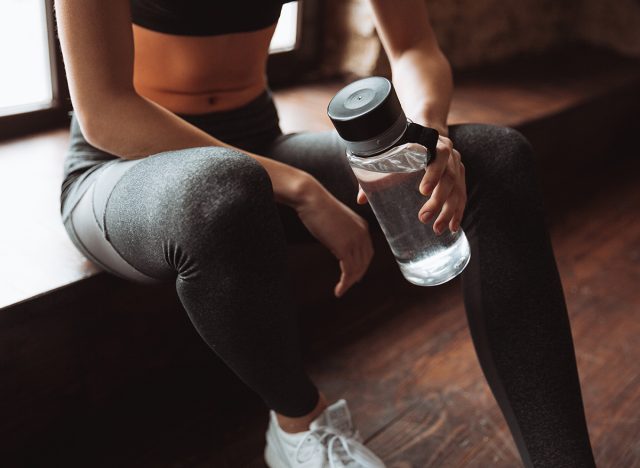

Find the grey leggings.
[{"left": 60, "top": 90, "right": 595, "bottom": 467}]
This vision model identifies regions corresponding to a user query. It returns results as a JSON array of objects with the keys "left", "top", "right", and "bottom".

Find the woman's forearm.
[
  {"left": 76, "top": 91, "right": 316, "bottom": 208},
  {"left": 390, "top": 41, "right": 453, "bottom": 136}
]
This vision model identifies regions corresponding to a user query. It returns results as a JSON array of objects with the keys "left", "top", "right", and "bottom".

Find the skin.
[{"left": 54, "top": 0, "right": 465, "bottom": 432}]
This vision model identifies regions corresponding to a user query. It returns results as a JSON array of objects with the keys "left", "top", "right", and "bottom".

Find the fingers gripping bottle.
[{"left": 327, "top": 76, "right": 471, "bottom": 286}]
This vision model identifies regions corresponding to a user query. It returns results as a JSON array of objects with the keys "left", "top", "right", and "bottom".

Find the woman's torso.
[
  {"left": 132, "top": 23, "right": 276, "bottom": 114},
  {"left": 130, "top": 0, "right": 296, "bottom": 112}
]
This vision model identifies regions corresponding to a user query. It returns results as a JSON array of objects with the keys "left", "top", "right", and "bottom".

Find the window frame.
[
  {"left": 0, "top": 0, "right": 71, "bottom": 141},
  {"left": 0, "top": 0, "right": 322, "bottom": 141}
]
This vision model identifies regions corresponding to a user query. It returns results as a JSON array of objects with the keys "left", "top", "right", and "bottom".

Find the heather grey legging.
[{"left": 60, "top": 97, "right": 595, "bottom": 467}]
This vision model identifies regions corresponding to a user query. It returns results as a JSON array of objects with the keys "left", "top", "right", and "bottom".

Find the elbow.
[
  {"left": 72, "top": 91, "right": 138, "bottom": 155},
  {"left": 82, "top": 116, "right": 135, "bottom": 159},
  {"left": 81, "top": 108, "right": 130, "bottom": 154},
  {"left": 75, "top": 112, "right": 105, "bottom": 150}
]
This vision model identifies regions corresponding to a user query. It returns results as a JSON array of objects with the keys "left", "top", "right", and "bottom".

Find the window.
[
  {"left": 0, "top": 0, "right": 68, "bottom": 140},
  {"left": 269, "top": 2, "right": 300, "bottom": 53},
  {"left": 267, "top": 0, "right": 323, "bottom": 88},
  {"left": 0, "top": 0, "right": 321, "bottom": 140},
  {"left": 0, "top": 0, "right": 53, "bottom": 114}
]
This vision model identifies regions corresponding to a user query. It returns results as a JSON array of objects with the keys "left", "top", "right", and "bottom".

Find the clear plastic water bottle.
[{"left": 327, "top": 76, "right": 471, "bottom": 286}]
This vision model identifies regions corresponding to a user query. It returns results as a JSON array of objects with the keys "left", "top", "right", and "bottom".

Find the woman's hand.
[
  {"left": 295, "top": 179, "right": 374, "bottom": 298},
  {"left": 357, "top": 136, "right": 466, "bottom": 235},
  {"left": 417, "top": 136, "right": 466, "bottom": 234}
]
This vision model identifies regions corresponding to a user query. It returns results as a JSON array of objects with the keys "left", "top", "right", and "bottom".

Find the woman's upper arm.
[
  {"left": 366, "top": 0, "right": 441, "bottom": 61},
  {"left": 54, "top": 0, "right": 135, "bottom": 135}
]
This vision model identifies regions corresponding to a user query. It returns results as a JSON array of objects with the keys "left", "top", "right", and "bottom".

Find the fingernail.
[
  {"left": 434, "top": 224, "right": 442, "bottom": 235},
  {"left": 420, "top": 211, "right": 432, "bottom": 223},
  {"left": 420, "top": 183, "right": 432, "bottom": 195}
]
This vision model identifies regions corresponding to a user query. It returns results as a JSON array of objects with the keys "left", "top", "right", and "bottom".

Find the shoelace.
[{"left": 313, "top": 425, "right": 360, "bottom": 468}]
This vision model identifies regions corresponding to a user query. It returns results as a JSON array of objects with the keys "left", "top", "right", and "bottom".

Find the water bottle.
[{"left": 327, "top": 76, "right": 471, "bottom": 286}]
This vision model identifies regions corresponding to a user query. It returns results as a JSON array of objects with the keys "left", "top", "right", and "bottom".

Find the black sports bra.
[{"left": 131, "top": 0, "right": 297, "bottom": 36}]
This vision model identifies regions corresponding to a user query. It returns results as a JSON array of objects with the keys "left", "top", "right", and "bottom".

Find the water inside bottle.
[{"left": 349, "top": 143, "right": 470, "bottom": 286}]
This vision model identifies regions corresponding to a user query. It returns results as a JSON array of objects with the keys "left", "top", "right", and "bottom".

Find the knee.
[
  {"left": 166, "top": 146, "right": 275, "bottom": 239},
  {"left": 482, "top": 125, "right": 534, "bottom": 177},
  {"left": 493, "top": 126, "right": 535, "bottom": 173},
  {"left": 457, "top": 125, "right": 538, "bottom": 196},
  {"left": 493, "top": 127, "right": 539, "bottom": 200}
]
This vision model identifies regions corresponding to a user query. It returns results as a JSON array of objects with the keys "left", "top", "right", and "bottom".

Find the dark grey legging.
[{"left": 59, "top": 89, "right": 595, "bottom": 467}]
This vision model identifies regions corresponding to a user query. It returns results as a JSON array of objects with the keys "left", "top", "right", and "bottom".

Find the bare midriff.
[{"left": 132, "top": 23, "right": 277, "bottom": 115}]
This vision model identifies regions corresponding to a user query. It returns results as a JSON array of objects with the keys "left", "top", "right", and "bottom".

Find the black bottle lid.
[{"left": 327, "top": 76, "right": 406, "bottom": 144}]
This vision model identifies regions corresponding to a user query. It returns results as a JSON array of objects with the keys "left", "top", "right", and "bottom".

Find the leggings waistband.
[{"left": 174, "top": 87, "right": 283, "bottom": 153}]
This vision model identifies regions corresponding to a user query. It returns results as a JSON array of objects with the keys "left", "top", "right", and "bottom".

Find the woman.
[{"left": 55, "top": 0, "right": 596, "bottom": 466}]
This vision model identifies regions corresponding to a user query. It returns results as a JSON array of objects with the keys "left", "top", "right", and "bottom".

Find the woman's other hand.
[
  {"left": 295, "top": 179, "right": 374, "bottom": 298},
  {"left": 417, "top": 136, "right": 466, "bottom": 235}
]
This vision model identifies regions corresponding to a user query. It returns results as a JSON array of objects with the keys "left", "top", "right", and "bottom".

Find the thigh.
[
  {"left": 64, "top": 157, "right": 166, "bottom": 284},
  {"left": 261, "top": 130, "right": 379, "bottom": 242},
  {"left": 102, "top": 146, "right": 280, "bottom": 282}
]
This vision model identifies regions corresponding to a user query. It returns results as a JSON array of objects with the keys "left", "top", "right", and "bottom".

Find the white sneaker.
[{"left": 264, "top": 399, "right": 386, "bottom": 468}]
